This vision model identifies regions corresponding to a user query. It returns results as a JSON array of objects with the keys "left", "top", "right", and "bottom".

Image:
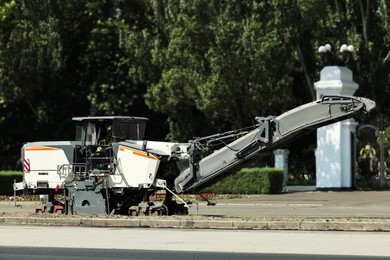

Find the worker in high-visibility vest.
[{"left": 97, "top": 127, "right": 112, "bottom": 153}]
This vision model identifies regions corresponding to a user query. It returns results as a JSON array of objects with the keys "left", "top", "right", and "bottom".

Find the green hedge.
[
  {"left": 203, "top": 167, "right": 284, "bottom": 194},
  {"left": 0, "top": 171, "right": 23, "bottom": 195}
]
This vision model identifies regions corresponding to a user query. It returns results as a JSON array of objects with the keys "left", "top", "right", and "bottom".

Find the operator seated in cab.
[{"left": 96, "top": 126, "right": 112, "bottom": 154}]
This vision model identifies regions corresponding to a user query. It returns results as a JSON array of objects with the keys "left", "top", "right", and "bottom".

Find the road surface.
[
  {"left": 0, "top": 225, "right": 389, "bottom": 258},
  {"left": 0, "top": 246, "right": 386, "bottom": 260}
]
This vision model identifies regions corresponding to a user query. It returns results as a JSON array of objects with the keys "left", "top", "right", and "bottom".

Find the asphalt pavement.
[
  {"left": 1, "top": 191, "right": 390, "bottom": 231},
  {"left": 191, "top": 190, "right": 390, "bottom": 218}
]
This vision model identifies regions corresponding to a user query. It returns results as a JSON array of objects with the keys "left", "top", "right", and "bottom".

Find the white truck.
[{"left": 17, "top": 95, "right": 375, "bottom": 215}]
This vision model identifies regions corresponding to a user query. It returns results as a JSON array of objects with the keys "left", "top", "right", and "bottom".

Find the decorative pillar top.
[
  {"left": 314, "top": 43, "right": 359, "bottom": 99},
  {"left": 273, "top": 149, "right": 290, "bottom": 156},
  {"left": 314, "top": 66, "right": 359, "bottom": 99}
]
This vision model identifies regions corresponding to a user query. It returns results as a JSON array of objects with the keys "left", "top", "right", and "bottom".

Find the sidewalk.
[{"left": 1, "top": 191, "right": 390, "bottom": 231}]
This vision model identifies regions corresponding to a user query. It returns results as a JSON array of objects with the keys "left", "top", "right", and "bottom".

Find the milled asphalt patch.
[{"left": 1, "top": 215, "right": 390, "bottom": 231}]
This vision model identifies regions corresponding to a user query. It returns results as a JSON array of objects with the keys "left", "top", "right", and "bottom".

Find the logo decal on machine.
[
  {"left": 23, "top": 159, "right": 30, "bottom": 172},
  {"left": 25, "top": 146, "right": 59, "bottom": 151},
  {"left": 119, "top": 146, "right": 157, "bottom": 160}
]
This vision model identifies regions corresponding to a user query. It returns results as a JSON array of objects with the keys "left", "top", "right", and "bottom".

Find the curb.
[{"left": 1, "top": 216, "right": 390, "bottom": 231}]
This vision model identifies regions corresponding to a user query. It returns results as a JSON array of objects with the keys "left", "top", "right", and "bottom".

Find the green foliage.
[
  {"left": 0, "top": 171, "right": 22, "bottom": 195},
  {"left": 203, "top": 168, "right": 284, "bottom": 194},
  {"left": 0, "top": 0, "right": 389, "bottom": 170},
  {"left": 145, "top": 1, "right": 298, "bottom": 140}
]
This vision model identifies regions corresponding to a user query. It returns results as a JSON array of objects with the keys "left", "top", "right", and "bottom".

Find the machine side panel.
[
  {"left": 276, "top": 96, "right": 366, "bottom": 137},
  {"left": 124, "top": 140, "right": 190, "bottom": 156},
  {"left": 198, "top": 130, "right": 258, "bottom": 178},
  {"left": 276, "top": 101, "right": 329, "bottom": 136},
  {"left": 116, "top": 145, "right": 160, "bottom": 188},
  {"left": 23, "top": 142, "right": 74, "bottom": 189}
]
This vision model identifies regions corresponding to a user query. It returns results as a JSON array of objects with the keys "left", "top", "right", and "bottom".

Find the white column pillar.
[
  {"left": 314, "top": 66, "right": 359, "bottom": 190},
  {"left": 274, "top": 149, "right": 289, "bottom": 187}
]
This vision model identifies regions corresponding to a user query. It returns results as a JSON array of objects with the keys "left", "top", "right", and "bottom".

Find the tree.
[
  {"left": 84, "top": 0, "right": 169, "bottom": 139},
  {"left": 296, "top": 0, "right": 390, "bottom": 120},
  {"left": 143, "top": 1, "right": 299, "bottom": 141},
  {"left": 0, "top": 0, "right": 69, "bottom": 168}
]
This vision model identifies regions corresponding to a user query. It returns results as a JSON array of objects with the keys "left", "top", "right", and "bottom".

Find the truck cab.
[{"left": 72, "top": 116, "right": 149, "bottom": 176}]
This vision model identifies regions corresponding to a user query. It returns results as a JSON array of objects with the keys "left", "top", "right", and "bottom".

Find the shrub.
[
  {"left": 0, "top": 171, "right": 23, "bottom": 195},
  {"left": 203, "top": 167, "right": 283, "bottom": 194}
]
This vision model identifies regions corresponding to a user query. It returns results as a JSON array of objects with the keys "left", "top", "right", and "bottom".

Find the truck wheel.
[
  {"left": 35, "top": 205, "right": 46, "bottom": 214},
  {"left": 53, "top": 205, "right": 64, "bottom": 214}
]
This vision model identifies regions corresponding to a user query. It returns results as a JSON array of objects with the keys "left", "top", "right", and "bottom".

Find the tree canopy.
[{"left": 0, "top": 0, "right": 389, "bottom": 169}]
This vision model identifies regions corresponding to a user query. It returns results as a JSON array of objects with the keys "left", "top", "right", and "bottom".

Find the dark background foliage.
[{"left": 0, "top": 1, "right": 389, "bottom": 179}]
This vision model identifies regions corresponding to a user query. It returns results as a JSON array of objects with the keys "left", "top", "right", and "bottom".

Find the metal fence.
[{"left": 355, "top": 124, "right": 390, "bottom": 189}]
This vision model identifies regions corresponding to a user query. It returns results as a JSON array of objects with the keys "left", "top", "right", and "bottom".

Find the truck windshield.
[{"left": 112, "top": 120, "right": 146, "bottom": 142}]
